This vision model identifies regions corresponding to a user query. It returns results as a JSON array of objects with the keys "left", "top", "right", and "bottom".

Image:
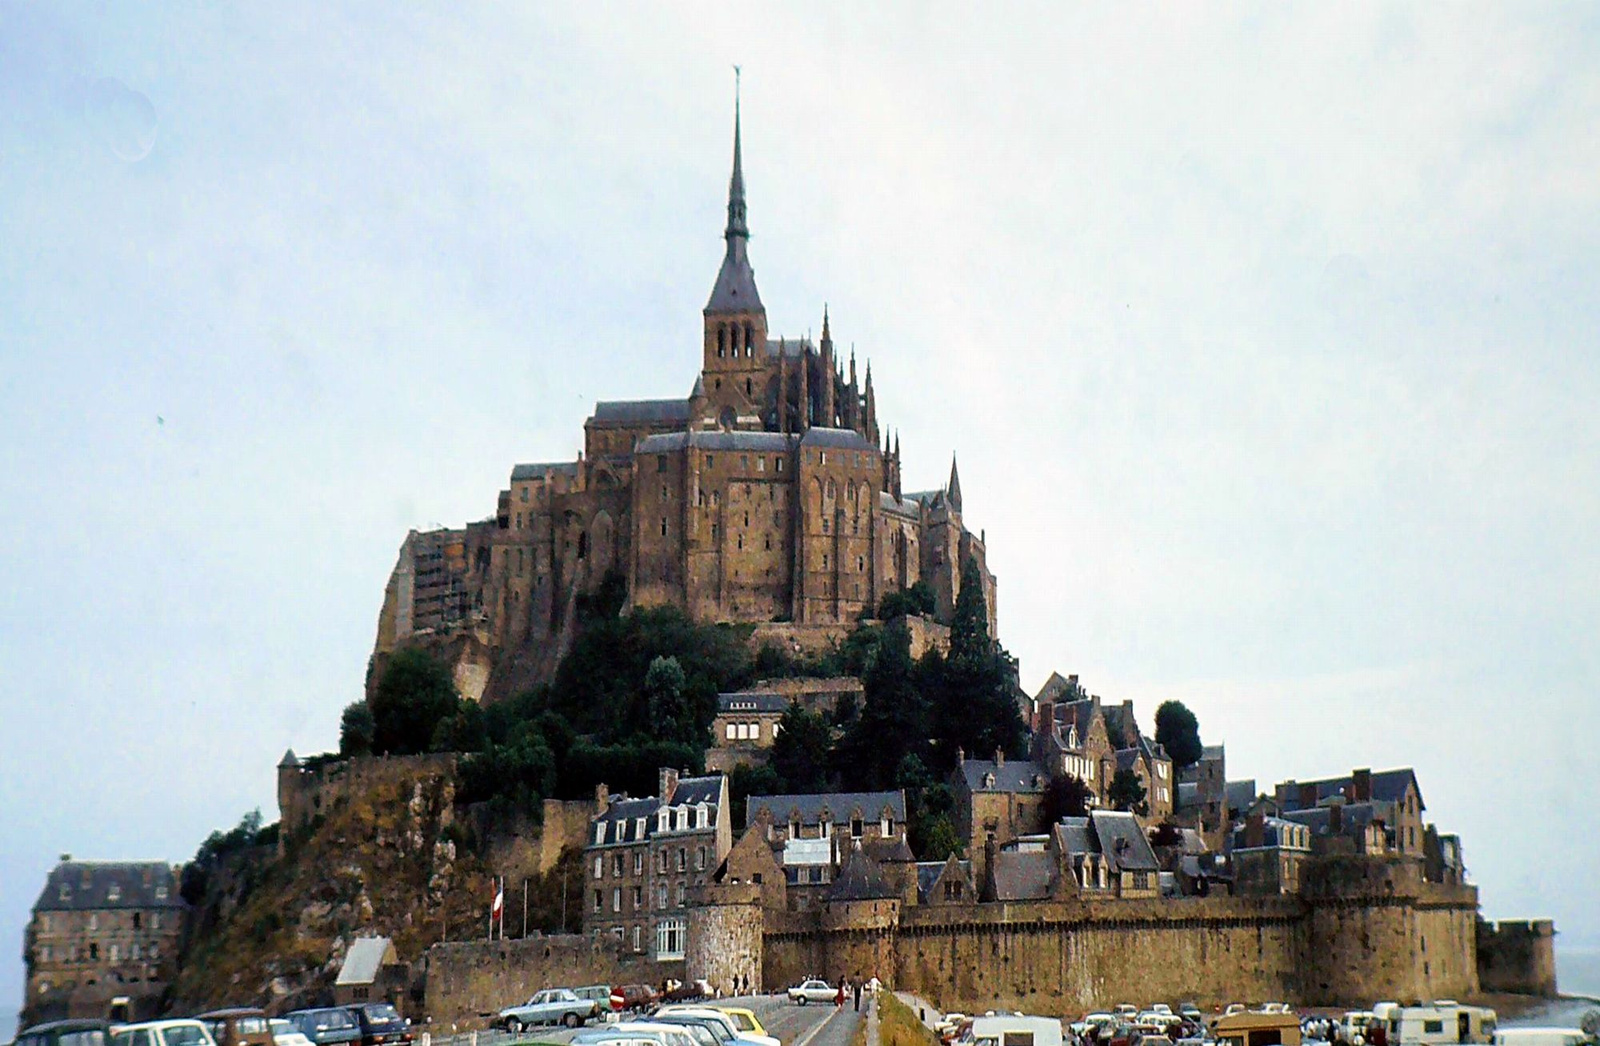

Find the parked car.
[
  {"left": 267, "top": 1020, "right": 313, "bottom": 1046},
  {"left": 611, "top": 985, "right": 661, "bottom": 1012},
  {"left": 284, "top": 1009, "right": 361, "bottom": 1046},
  {"left": 15, "top": 1020, "right": 112, "bottom": 1046},
  {"left": 346, "top": 1004, "right": 412, "bottom": 1046},
  {"left": 657, "top": 1009, "right": 777, "bottom": 1046},
  {"left": 575, "top": 986, "right": 614, "bottom": 1008},
  {"left": 786, "top": 979, "right": 836, "bottom": 1005},
  {"left": 109, "top": 1021, "right": 218, "bottom": 1046},
  {"left": 497, "top": 988, "right": 601, "bottom": 1032},
  {"left": 198, "top": 1009, "right": 274, "bottom": 1046},
  {"left": 573, "top": 1023, "right": 698, "bottom": 1046},
  {"left": 647, "top": 1014, "right": 762, "bottom": 1046},
  {"left": 660, "top": 981, "right": 715, "bottom": 1005},
  {"left": 711, "top": 1010, "right": 771, "bottom": 1042}
]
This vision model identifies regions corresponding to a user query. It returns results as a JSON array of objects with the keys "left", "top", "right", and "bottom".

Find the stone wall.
[
  {"left": 279, "top": 753, "right": 459, "bottom": 838},
  {"left": 744, "top": 856, "right": 1483, "bottom": 1014},
  {"left": 423, "top": 935, "right": 679, "bottom": 1028},
  {"left": 540, "top": 799, "right": 598, "bottom": 875},
  {"left": 1477, "top": 919, "right": 1558, "bottom": 997},
  {"left": 686, "top": 886, "right": 764, "bottom": 995}
]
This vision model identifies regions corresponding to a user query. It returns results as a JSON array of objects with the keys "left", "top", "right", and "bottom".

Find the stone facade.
[
  {"left": 422, "top": 934, "right": 675, "bottom": 1029},
  {"left": 689, "top": 853, "right": 1479, "bottom": 1012},
  {"left": 22, "top": 860, "right": 188, "bottom": 1026},
  {"left": 370, "top": 102, "right": 995, "bottom": 703},
  {"left": 1476, "top": 919, "right": 1558, "bottom": 997}
]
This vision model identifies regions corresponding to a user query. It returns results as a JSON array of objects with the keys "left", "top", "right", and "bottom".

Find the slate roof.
[
  {"left": 34, "top": 861, "right": 186, "bottom": 912},
  {"left": 590, "top": 776, "right": 724, "bottom": 846},
  {"left": 1281, "top": 802, "right": 1389, "bottom": 835},
  {"left": 1280, "top": 768, "right": 1423, "bottom": 811},
  {"left": 510, "top": 461, "right": 581, "bottom": 481},
  {"left": 764, "top": 337, "right": 809, "bottom": 359},
  {"left": 707, "top": 237, "right": 762, "bottom": 314},
  {"left": 960, "top": 758, "right": 1047, "bottom": 794},
  {"left": 589, "top": 399, "right": 693, "bottom": 427},
  {"left": 1090, "top": 810, "right": 1160, "bottom": 872},
  {"left": 1035, "top": 672, "right": 1085, "bottom": 704},
  {"left": 718, "top": 692, "right": 790, "bottom": 714},
  {"left": 335, "top": 937, "right": 397, "bottom": 986},
  {"left": 864, "top": 834, "right": 916, "bottom": 864},
  {"left": 914, "top": 860, "right": 970, "bottom": 903},
  {"left": 990, "top": 851, "right": 1055, "bottom": 901},
  {"left": 747, "top": 791, "right": 906, "bottom": 826},
  {"left": 1176, "top": 782, "right": 1201, "bottom": 809},
  {"left": 1055, "top": 818, "right": 1098, "bottom": 857},
  {"left": 1230, "top": 816, "right": 1308, "bottom": 851},
  {"left": 1052, "top": 700, "right": 1100, "bottom": 749},
  {"left": 878, "top": 491, "right": 925, "bottom": 517},
  {"left": 800, "top": 427, "right": 877, "bottom": 451},
  {"left": 828, "top": 845, "right": 896, "bottom": 901},
  {"left": 1225, "top": 779, "right": 1259, "bottom": 813},
  {"left": 635, "top": 430, "right": 799, "bottom": 454}
]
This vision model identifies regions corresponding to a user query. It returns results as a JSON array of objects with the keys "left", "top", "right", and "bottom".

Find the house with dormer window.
[{"left": 582, "top": 768, "right": 729, "bottom": 960}]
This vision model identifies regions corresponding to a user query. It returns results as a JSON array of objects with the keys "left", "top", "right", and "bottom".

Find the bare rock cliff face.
[{"left": 172, "top": 760, "right": 487, "bottom": 1012}]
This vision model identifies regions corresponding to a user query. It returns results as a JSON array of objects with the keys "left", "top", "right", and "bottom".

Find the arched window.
[
  {"left": 745, "top": 377, "right": 753, "bottom": 396},
  {"left": 717, "top": 325, "right": 726, "bottom": 358},
  {"left": 744, "top": 323, "right": 754, "bottom": 355}
]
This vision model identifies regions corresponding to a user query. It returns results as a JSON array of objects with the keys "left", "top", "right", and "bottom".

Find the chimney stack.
[
  {"left": 595, "top": 783, "right": 610, "bottom": 812},
  {"left": 957, "top": 747, "right": 965, "bottom": 766},
  {"left": 1245, "top": 812, "right": 1265, "bottom": 849},
  {"left": 1352, "top": 768, "right": 1373, "bottom": 803},
  {"left": 660, "top": 767, "right": 680, "bottom": 802},
  {"left": 995, "top": 747, "right": 1005, "bottom": 768}
]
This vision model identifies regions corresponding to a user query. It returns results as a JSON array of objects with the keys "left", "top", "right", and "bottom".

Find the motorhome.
[
  {"left": 957, "top": 1015, "right": 1064, "bottom": 1046},
  {"left": 1376, "top": 1004, "right": 1497, "bottom": 1046}
]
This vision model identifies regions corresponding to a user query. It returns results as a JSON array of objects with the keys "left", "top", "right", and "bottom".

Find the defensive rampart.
[
  {"left": 1477, "top": 919, "right": 1558, "bottom": 997},
  {"left": 717, "top": 857, "right": 1484, "bottom": 1013},
  {"left": 423, "top": 935, "right": 680, "bottom": 1028}
]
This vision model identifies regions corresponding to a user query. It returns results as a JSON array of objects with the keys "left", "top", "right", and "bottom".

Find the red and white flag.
[{"left": 492, "top": 879, "right": 504, "bottom": 918}]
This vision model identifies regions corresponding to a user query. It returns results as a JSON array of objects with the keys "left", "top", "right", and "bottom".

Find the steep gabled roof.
[
  {"left": 34, "top": 861, "right": 186, "bottom": 913},
  {"left": 960, "top": 758, "right": 1047, "bottom": 794},
  {"left": 1090, "top": 810, "right": 1159, "bottom": 872},
  {"left": 828, "top": 845, "right": 895, "bottom": 901},
  {"left": 990, "top": 850, "right": 1054, "bottom": 901},
  {"left": 335, "top": 937, "right": 397, "bottom": 986},
  {"left": 747, "top": 791, "right": 906, "bottom": 826},
  {"left": 589, "top": 399, "right": 692, "bottom": 427}
]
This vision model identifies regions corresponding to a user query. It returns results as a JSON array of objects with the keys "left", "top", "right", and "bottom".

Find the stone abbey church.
[{"left": 373, "top": 99, "right": 995, "bottom": 700}]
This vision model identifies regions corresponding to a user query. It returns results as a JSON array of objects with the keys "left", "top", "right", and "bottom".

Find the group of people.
[{"left": 832, "top": 976, "right": 883, "bottom": 1012}]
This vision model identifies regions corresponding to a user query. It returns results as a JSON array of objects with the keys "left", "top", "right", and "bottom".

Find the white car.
[
  {"left": 656, "top": 1009, "right": 777, "bottom": 1046},
  {"left": 111, "top": 1022, "right": 217, "bottom": 1046},
  {"left": 787, "top": 979, "right": 837, "bottom": 1005},
  {"left": 268, "top": 1021, "right": 313, "bottom": 1046}
]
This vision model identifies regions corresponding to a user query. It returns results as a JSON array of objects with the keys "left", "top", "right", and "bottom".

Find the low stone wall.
[{"left": 423, "top": 935, "right": 680, "bottom": 1028}]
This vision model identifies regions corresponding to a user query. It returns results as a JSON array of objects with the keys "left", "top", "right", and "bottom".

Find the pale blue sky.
[{"left": 3, "top": 3, "right": 1598, "bottom": 1012}]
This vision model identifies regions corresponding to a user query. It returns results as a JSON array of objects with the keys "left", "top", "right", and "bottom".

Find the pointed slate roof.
[
  {"left": 947, "top": 455, "right": 963, "bottom": 513},
  {"left": 828, "top": 844, "right": 896, "bottom": 901},
  {"left": 707, "top": 88, "right": 762, "bottom": 315}
]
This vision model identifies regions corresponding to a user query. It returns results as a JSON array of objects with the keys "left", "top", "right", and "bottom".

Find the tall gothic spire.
[
  {"left": 725, "top": 69, "right": 748, "bottom": 240},
  {"left": 706, "top": 70, "right": 762, "bottom": 315},
  {"left": 948, "top": 454, "right": 963, "bottom": 514}
]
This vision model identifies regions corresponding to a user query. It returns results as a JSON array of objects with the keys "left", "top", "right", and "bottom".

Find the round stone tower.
[{"left": 686, "top": 882, "right": 763, "bottom": 995}]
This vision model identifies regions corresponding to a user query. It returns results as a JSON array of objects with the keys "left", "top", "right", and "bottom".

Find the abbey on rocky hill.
[{"left": 372, "top": 95, "right": 994, "bottom": 699}]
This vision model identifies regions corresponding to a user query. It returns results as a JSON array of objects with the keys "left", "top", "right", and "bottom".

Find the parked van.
[
  {"left": 957, "top": 1015, "right": 1064, "bottom": 1046},
  {"left": 1214, "top": 1011, "right": 1302, "bottom": 1046},
  {"left": 1381, "top": 1005, "right": 1496, "bottom": 1046},
  {"left": 109, "top": 1021, "right": 218, "bottom": 1046},
  {"left": 1492, "top": 1030, "right": 1588, "bottom": 1046},
  {"left": 16, "top": 1020, "right": 111, "bottom": 1046}
]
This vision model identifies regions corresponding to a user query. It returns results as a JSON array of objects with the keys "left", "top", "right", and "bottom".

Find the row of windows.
[
  {"left": 40, "top": 912, "right": 163, "bottom": 933},
  {"left": 592, "top": 845, "right": 708, "bottom": 878},
  {"left": 714, "top": 323, "right": 757, "bottom": 358},
  {"left": 767, "top": 817, "right": 892, "bottom": 840},
  {"left": 594, "top": 880, "right": 691, "bottom": 913},
  {"left": 36, "top": 942, "right": 160, "bottom": 963},
  {"left": 723, "top": 721, "right": 776, "bottom": 742}
]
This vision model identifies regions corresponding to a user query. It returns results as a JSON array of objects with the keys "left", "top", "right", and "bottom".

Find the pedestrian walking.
[{"left": 853, "top": 981, "right": 862, "bottom": 1011}]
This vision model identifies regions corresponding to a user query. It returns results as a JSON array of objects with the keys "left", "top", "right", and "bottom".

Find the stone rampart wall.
[
  {"left": 423, "top": 935, "right": 679, "bottom": 1028},
  {"left": 1477, "top": 919, "right": 1558, "bottom": 997},
  {"left": 279, "top": 753, "right": 460, "bottom": 837}
]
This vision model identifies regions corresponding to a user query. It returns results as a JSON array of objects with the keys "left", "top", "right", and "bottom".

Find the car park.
[
  {"left": 198, "top": 1009, "right": 274, "bottom": 1046},
  {"left": 708, "top": 1010, "right": 772, "bottom": 1043},
  {"left": 787, "top": 979, "right": 837, "bottom": 1005},
  {"left": 657, "top": 1008, "right": 777, "bottom": 1046},
  {"left": 15, "top": 1020, "right": 112, "bottom": 1046},
  {"left": 573, "top": 1023, "right": 699, "bottom": 1046}
]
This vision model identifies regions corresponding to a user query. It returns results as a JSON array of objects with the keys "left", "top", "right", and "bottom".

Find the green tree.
[
  {"left": 770, "top": 703, "right": 833, "bottom": 793},
  {"left": 728, "top": 762, "right": 785, "bottom": 830},
  {"left": 838, "top": 619, "right": 927, "bottom": 789},
  {"left": 907, "top": 781, "right": 962, "bottom": 861},
  {"left": 1041, "top": 773, "right": 1092, "bottom": 824},
  {"left": 929, "top": 557, "right": 1027, "bottom": 768},
  {"left": 339, "top": 701, "right": 375, "bottom": 756},
  {"left": 1108, "top": 767, "right": 1150, "bottom": 816},
  {"left": 1154, "top": 700, "right": 1204, "bottom": 769},
  {"left": 644, "top": 655, "right": 694, "bottom": 744},
  {"left": 431, "top": 699, "right": 488, "bottom": 754},
  {"left": 369, "top": 648, "right": 461, "bottom": 756}
]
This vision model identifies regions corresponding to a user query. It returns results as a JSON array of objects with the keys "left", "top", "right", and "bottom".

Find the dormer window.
[
  {"left": 983, "top": 773, "right": 996, "bottom": 788},
  {"left": 686, "top": 807, "right": 697, "bottom": 830},
  {"left": 58, "top": 885, "right": 71, "bottom": 902},
  {"left": 595, "top": 824, "right": 606, "bottom": 845},
  {"left": 107, "top": 884, "right": 121, "bottom": 903}
]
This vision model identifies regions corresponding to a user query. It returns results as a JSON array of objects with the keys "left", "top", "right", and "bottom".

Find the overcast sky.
[{"left": 3, "top": 3, "right": 1598, "bottom": 1012}]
